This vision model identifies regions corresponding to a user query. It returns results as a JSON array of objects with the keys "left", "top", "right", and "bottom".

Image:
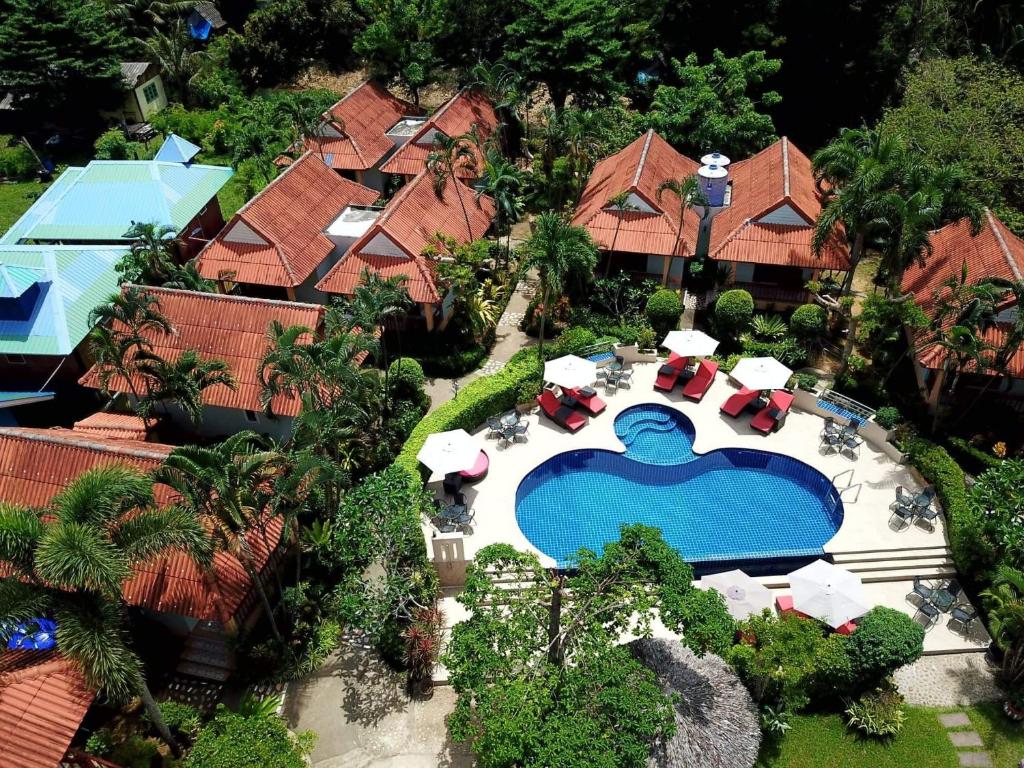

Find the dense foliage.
[
  {"left": 790, "top": 304, "right": 827, "bottom": 341},
  {"left": 644, "top": 288, "right": 682, "bottom": 336},
  {"left": 184, "top": 706, "right": 314, "bottom": 768},
  {"left": 971, "top": 460, "right": 1024, "bottom": 571},
  {"left": 844, "top": 607, "right": 925, "bottom": 689},
  {"left": 714, "top": 289, "right": 754, "bottom": 338}
]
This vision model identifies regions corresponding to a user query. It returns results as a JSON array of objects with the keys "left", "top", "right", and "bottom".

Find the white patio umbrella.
[
  {"left": 416, "top": 429, "right": 481, "bottom": 475},
  {"left": 543, "top": 354, "right": 597, "bottom": 390},
  {"left": 662, "top": 329, "right": 720, "bottom": 358},
  {"left": 730, "top": 356, "right": 793, "bottom": 391},
  {"left": 788, "top": 559, "right": 870, "bottom": 628},
  {"left": 699, "top": 569, "right": 773, "bottom": 620}
]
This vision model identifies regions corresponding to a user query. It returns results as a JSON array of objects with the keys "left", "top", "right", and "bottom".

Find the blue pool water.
[{"left": 516, "top": 403, "right": 843, "bottom": 568}]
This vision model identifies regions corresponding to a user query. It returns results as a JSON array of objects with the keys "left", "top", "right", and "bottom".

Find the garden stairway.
[{"left": 174, "top": 620, "right": 236, "bottom": 682}]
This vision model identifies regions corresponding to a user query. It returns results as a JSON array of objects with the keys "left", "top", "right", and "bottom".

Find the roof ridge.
[
  {"left": 0, "top": 427, "right": 171, "bottom": 460},
  {"left": 232, "top": 151, "right": 318, "bottom": 218},
  {"left": 781, "top": 136, "right": 790, "bottom": 198},
  {"left": 0, "top": 655, "right": 74, "bottom": 686},
  {"left": 124, "top": 283, "right": 324, "bottom": 313},
  {"left": 631, "top": 129, "right": 655, "bottom": 190},
  {"left": 709, "top": 218, "right": 755, "bottom": 257},
  {"left": 986, "top": 209, "right": 1024, "bottom": 283}
]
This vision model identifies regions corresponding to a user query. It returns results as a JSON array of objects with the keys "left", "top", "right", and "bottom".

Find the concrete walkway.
[
  {"left": 284, "top": 639, "right": 473, "bottom": 768},
  {"left": 895, "top": 655, "right": 1000, "bottom": 707},
  {"left": 424, "top": 274, "right": 536, "bottom": 410},
  {"left": 938, "top": 711, "right": 993, "bottom": 766}
]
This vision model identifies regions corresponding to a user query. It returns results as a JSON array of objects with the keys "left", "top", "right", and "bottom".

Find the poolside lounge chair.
[
  {"left": 565, "top": 386, "right": 607, "bottom": 415},
  {"left": 720, "top": 387, "right": 759, "bottom": 418},
  {"left": 682, "top": 359, "right": 719, "bottom": 401},
  {"left": 654, "top": 353, "right": 689, "bottom": 391},
  {"left": 751, "top": 390, "right": 795, "bottom": 434},
  {"left": 536, "top": 390, "right": 588, "bottom": 432}
]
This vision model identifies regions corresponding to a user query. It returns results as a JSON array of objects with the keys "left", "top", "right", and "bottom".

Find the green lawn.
[
  {"left": 758, "top": 704, "right": 1024, "bottom": 767},
  {"left": 756, "top": 708, "right": 958, "bottom": 768},
  {"left": 0, "top": 179, "right": 50, "bottom": 235}
]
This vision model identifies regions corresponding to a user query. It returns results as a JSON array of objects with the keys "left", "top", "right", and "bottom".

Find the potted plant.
[{"left": 404, "top": 604, "right": 444, "bottom": 698}]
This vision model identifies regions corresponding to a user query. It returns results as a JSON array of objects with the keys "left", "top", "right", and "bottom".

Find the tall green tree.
[
  {"left": 503, "top": 0, "right": 629, "bottom": 112},
  {"left": 0, "top": 0, "right": 127, "bottom": 119},
  {"left": 982, "top": 565, "right": 1024, "bottom": 691},
  {"left": 657, "top": 174, "right": 708, "bottom": 286},
  {"left": 426, "top": 133, "right": 479, "bottom": 239},
  {"left": 139, "top": 19, "right": 208, "bottom": 106},
  {"left": 155, "top": 433, "right": 290, "bottom": 644},
  {"left": 522, "top": 213, "right": 599, "bottom": 354},
  {"left": 476, "top": 148, "right": 524, "bottom": 264},
  {"left": 0, "top": 466, "right": 211, "bottom": 756},
  {"left": 354, "top": 0, "right": 440, "bottom": 105},
  {"left": 118, "top": 222, "right": 179, "bottom": 286},
  {"left": 444, "top": 526, "right": 733, "bottom": 768},
  {"left": 345, "top": 270, "right": 413, "bottom": 401},
  {"left": 103, "top": 0, "right": 194, "bottom": 35},
  {"left": 648, "top": 50, "right": 782, "bottom": 157}
]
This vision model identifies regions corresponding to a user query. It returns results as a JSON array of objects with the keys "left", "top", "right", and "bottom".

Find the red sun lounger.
[
  {"left": 565, "top": 386, "right": 607, "bottom": 415},
  {"left": 720, "top": 386, "right": 758, "bottom": 417},
  {"left": 682, "top": 359, "right": 719, "bottom": 402},
  {"left": 537, "top": 390, "right": 588, "bottom": 432},
  {"left": 654, "top": 353, "right": 690, "bottom": 392},
  {"left": 751, "top": 390, "right": 795, "bottom": 434}
]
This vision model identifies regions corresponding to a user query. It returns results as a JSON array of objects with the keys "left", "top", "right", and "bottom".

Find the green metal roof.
[
  {"left": 0, "top": 264, "right": 44, "bottom": 298},
  {"left": 1, "top": 161, "right": 233, "bottom": 244},
  {"left": 0, "top": 245, "right": 127, "bottom": 356}
]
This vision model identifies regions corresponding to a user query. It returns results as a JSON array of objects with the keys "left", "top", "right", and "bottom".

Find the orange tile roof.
[
  {"left": 902, "top": 211, "right": 1024, "bottom": 376},
  {"left": 72, "top": 412, "right": 150, "bottom": 441},
  {"left": 379, "top": 89, "right": 499, "bottom": 178},
  {"left": 708, "top": 137, "right": 849, "bottom": 270},
  {"left": 0, "top": 427, "right": 283, "bottom": 624},
  {"left": 304, "top": 80, "right": 423, "bottom": 171},
  {"left": 0, "top": 651, "right": 93, "bottom": 768},
  {"left": 195, "top": 152, "right": 379, "bottom": 288},
  {"left": 573, "top": 130, "right": 702, "bottom": 257},
  {"left": 316, "top": 170, "right": 495, "bottom": 303},
  {"left": 79, "top": 287, "right": 324, "bottom": 418}
]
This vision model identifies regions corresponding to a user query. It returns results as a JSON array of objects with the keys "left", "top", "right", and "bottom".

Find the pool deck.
[{"left": 428, "top": 360, "right": 989, "bottom": 656}]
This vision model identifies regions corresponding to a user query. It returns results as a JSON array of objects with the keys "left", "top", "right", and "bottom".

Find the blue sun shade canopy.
[
  {"left": 154, "top": 133, "right": 202, "bottom": 164},
  {"left": 4, "top": 618, "right": 58, "bottom": 651}
]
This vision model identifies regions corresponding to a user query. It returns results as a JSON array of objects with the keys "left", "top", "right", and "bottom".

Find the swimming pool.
[{"left": 515, "top": 403, "right": 843, "bottom": 568}]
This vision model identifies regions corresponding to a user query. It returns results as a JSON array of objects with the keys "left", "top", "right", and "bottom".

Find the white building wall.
[
  {"left": 223, "top": 220, "right": 268, "bottom": 245},
  {"left": 623, "top": 193, "right": 656, "bottom": 214},
  {"left": 362, "top": 232, "right": 405, "bottom": 257},
  {"left": 135, "top": 75, "right": 168, "bottom": 120},
  {"left": 757, "top": 204, "right": 809, "bottom": 226}
]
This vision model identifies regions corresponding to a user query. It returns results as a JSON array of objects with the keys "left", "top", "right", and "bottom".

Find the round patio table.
[
  {"left": 501, "top": 411, "right": 519, "bottom": 427},
  {"left": 607, "top": 361, "right": 623, "bottom": 372}
]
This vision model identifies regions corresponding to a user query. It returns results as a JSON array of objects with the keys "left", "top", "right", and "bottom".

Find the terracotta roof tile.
[
  {"left": 72, "top": 412, "right": 150, "bottom": 441},
  {"left": 316, "top": 171, "right": 495, "bottom": 303},
  {"left": 0, "top": 652, "right": 93, "bottom": 768},
  {"left": 711, "top": 221, "right": 848, "bottom": 269},
  {"left": 196, "top": 152, "right": 378, "bottom": 288},
  {"left": 379, "top": 89, "right": 499, "bottom": 177},
  {"left": 0, "top": 427, "right": 283, "bottom": 623},
  {"left": 572, "top": 130, "right": 702, "bottom": 257},
  {"left": 902, "top": 212, "right": 1024, "bottom": 376},
  {"left": 79, "top": 287, "right": 324, "bottom": 417},
  {"left": 304, "top": 81, "right": 423, "bottom": 171}
]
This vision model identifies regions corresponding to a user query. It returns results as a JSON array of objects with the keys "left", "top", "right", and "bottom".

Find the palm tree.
[
  {"left": 155, "top": 433, "right": 290, "bottom": 644},
  {"left": 135, "top": 350, "right": 236, "bottom": 424},
  {"left": 0, "top": 466, "right": 211, "bottom": 756},
  {"left": 600, "top": 191, "right": 640, "bottom": 278},
  {"left": 990, "top": 278, "right": 1024, "bottom": 373},
  {"left": 522, "top": 213, "right": 599, "bottom": 354},
  {"left": 119, "top": 222, "right": 178, "bottom": 286},
  {"left": 657, "top": 175, "right": 709, "bottom": 287},
  {"left": 467, "top": 62, "right": 524, "bottom": 156},
  {"left": 476, "top": 148, "right": 524, "bottom": 267},
  {"left": 103, "top": 0, "right": 195, "bottom": 35},
  {"left": 427, "top": 133, "right": 479, "bottom": 239},
  {"left": 163, "top": 260, "right": 217, "bottom": 292},
  {"left": 345, "top": 270, "right": 413, "bottom": 402},
  {"left": 812, "top": 127, "right": 907, "bottom": 295},
  {"left": 139, "top": 20, "right": 207, "bottom": 106},
  {"left": 982, "top": 566, "right": 1024, "bottom": 690}
]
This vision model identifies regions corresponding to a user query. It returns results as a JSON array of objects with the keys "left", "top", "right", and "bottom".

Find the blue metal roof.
[
  {"left": 154, "top": 133, "right": 202, "bottom": 164},
  {"left": 0, "top": 245, "right": 127, "bottom": 356},
  {"left": 0, "top": 161, "right": 232, "bottom": 244}
]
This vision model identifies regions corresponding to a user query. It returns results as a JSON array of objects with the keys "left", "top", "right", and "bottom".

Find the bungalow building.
[
  {"left": 316, "top": 169, "right": 495, "bottom": 330},
  {"left": 304, "top": 80, "right": 425, "bottom": 191},
  {"left": 101, "top": 61, "right": 168, "bottom": 125},
  {"left": 575, "top": 133, "right": 849, "bottom": 306},
  {"left": 571, "top": 129, "right": 701, "bottom": 288},
  {"left": 80, "top": 287, "right": 325, "bottom": 440},
  {"left": 195, "top": 152, "right": 379, "bottom": 302},
  {"left": 1, "top": 158, "right": 233, "bottom": 260},
  {"left": 901, "top": 211, "right": 1024, "bottom": 410},
  {"left": 706, "top": 137, "right": 848, "bottom": 307},
  {"left": 0, "top": 245, "right": 127, "bottom": 389},
  {"left": 379, "top": 88, "right": 499, "bottom": 183}
]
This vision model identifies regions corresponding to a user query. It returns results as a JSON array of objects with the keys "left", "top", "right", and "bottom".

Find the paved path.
[
  {"left": 894, "top": 654, "right": 1000, "bottom": 707},
  {"left": 424, "top": 274, "right": 536, "bottom": 411},
  {"left": 284, "top": 639, "right": 472, "bottom": 768},
  {"left": 937, "top": 710, "right": 994, "bottom": 766}
]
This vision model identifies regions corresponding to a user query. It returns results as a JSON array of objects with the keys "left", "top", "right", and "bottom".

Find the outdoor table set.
[
  {"left": 597, "top": 357, "right": 633, "bottom": 393},
  {"left": 907, "top": 576, "right": 977, "bottom": 633},
  {"left": 486, "top": 410, "right": 529, "bottom": 445},
  {"left": 888, "top": 485, "right": 939, "bottom": 531},
  {"left": 819, "top": 416, "right": 864, "bottom": 458},
  {"left": 434, "top": 492, "right": 474, "bottom": 533}
]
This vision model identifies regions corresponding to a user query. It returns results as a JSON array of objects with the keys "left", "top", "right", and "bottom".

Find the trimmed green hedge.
[
  {"left": 906, "top": 439, "right": 991, "bottom": 579},
  {"left": 946, "top": 436, "right": 1004, "bottom": 475},
  {"left": 396, "top": 348, "right": 543, "bottom": 484}
]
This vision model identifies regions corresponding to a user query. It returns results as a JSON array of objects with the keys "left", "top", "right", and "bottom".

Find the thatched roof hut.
[{"left": 629, "top": 639, "right": 760, "bottom": 768}]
